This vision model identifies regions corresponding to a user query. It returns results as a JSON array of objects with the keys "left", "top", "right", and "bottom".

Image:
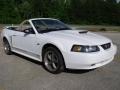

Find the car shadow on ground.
[
  {"left": 13, "top": 52, "right": 43, "bottom": 66},
  {"left": 64, "top": 69, "right": 95, "bottom": 74},
  {"left": 13, "top": 52, "right": 94, "bottom": 74}
]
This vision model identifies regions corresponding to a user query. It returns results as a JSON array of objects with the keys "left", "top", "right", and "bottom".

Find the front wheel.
[
  {"left": 3, "top": 40, "right": 12, "bottom": 55},
  {"left": 43, "top": 47, "right": 65, "bottom": 74}
]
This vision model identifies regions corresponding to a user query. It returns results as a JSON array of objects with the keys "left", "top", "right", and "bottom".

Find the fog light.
[{"left": 91, "top": 64, "right": 95, "bottom": 66}]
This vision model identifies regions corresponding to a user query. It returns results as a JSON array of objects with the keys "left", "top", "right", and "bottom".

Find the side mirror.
[
  {"left": 24, "top": 29, "right": 30, "bottom": 34},
  {"left": 23, "top": 28, "right": 35, "bottom": 34}
]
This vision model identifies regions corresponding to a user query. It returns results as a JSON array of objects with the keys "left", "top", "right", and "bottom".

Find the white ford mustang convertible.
[{"left": 1, "top": 18, "right": 117, "bottom": 74}]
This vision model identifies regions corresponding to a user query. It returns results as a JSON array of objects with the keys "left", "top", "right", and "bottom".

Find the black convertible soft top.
[{"left": 6, "top": 26, "right": 18, "bottom": 31}]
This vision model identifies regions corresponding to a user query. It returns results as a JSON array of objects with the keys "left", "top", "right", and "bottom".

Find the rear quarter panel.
[{"left": 1, "top": 28, "right": 16, "bottom": 46}]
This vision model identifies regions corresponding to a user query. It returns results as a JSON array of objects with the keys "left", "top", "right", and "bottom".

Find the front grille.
[{"left": 101, "top": 43, "right": 111, "bottom": 50}]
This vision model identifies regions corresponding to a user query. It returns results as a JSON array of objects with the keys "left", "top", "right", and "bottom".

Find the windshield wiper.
[
  {"left": 39, "top": 27, "right": 71, "bottom": 33},
  {"left": 39, "top": 29, "right": 58, "bottom": 33},
  {"left": 58, "top": 27, "right": 72, "bottom": 30}
]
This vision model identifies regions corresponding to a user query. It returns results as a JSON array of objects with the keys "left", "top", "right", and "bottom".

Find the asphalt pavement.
[{"left": 0, "top": 32, "right": 120, "bottom": 90}]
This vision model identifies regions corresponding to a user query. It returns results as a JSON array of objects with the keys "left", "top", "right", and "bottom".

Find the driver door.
[{"left": 12, "top": 21, "right": 40, "bottom": 57}]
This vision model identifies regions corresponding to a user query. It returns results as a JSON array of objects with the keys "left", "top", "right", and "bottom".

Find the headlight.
[{"left": 71, "top": 45, "right": 100, "bottom": 52}]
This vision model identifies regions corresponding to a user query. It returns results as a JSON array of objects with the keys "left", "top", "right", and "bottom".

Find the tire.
[
  {"left": 42, "top": 47, "right": 65, "bottom": 74},
  {"left": 3, "top": 40, "right": 12, "bottom": 55}
]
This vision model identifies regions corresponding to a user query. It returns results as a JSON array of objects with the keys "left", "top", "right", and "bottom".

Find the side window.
[
  {"left": 32, "top": 20, "right": 47, "bottom": 32},
  {"left": 21, "top": 21, "right": 35, "bottom": 34}
]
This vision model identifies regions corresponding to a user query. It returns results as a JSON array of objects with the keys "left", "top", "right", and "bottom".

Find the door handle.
[
  {"left": 13, "top": 35, "right": 17, "bottom": 36},
  {"left": 37, "top": 43, "right": 40, "bottom": 45}
]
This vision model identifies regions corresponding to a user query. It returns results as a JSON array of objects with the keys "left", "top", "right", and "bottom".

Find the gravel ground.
[{"left": 0, "top": 32, "right": 120, "bottom": 90}]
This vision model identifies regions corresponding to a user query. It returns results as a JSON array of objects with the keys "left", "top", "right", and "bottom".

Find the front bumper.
[{"left": 63, "top": 45, "right": 117, "bottom": 69}]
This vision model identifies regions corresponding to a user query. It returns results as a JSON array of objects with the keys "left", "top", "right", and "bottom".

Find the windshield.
[{"left": 32, "top": 19, "right": 72, "bottom": 33}]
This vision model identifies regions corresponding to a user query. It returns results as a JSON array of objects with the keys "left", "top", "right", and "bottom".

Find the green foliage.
[{"left": 0, "top": 0, "right": 120, "bottom": 25}]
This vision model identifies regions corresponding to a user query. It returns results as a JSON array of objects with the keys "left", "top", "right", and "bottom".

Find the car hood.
[{"left": 42, "top": 30, "right": 111, "bottom": 45}]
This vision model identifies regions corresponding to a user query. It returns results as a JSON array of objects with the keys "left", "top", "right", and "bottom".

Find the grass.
[
  {"left": 115, "top": 57, "right": 120, "bottom": 62},
  {"left": 71, "top": 25, "right": 120, "bottom": 32}
]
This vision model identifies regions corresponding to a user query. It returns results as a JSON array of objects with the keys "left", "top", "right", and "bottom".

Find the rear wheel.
[
  {"left": 43, "top": 47, "right": 65, "bottom": 74},
  {"left": 3, "top": 40, "right": 12, "bottom": 55}
]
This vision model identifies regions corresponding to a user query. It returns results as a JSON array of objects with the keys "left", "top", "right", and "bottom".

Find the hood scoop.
[{"left": 79, "top": 30, "right": 88, "bottom": 34}]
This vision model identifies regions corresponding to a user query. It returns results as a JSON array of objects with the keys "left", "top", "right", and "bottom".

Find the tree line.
[{"left": 0, "top": 0, "right": 120, "bottom": 25}]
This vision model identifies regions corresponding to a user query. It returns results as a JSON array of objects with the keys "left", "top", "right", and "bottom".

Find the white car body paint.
[{"left": 1, "top": 18, "right": 117, "bottom": 69}]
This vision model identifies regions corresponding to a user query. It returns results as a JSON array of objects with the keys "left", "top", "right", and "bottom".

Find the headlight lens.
[{"left": 71, "top": 45, "right": 100, "bottom": 52}]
